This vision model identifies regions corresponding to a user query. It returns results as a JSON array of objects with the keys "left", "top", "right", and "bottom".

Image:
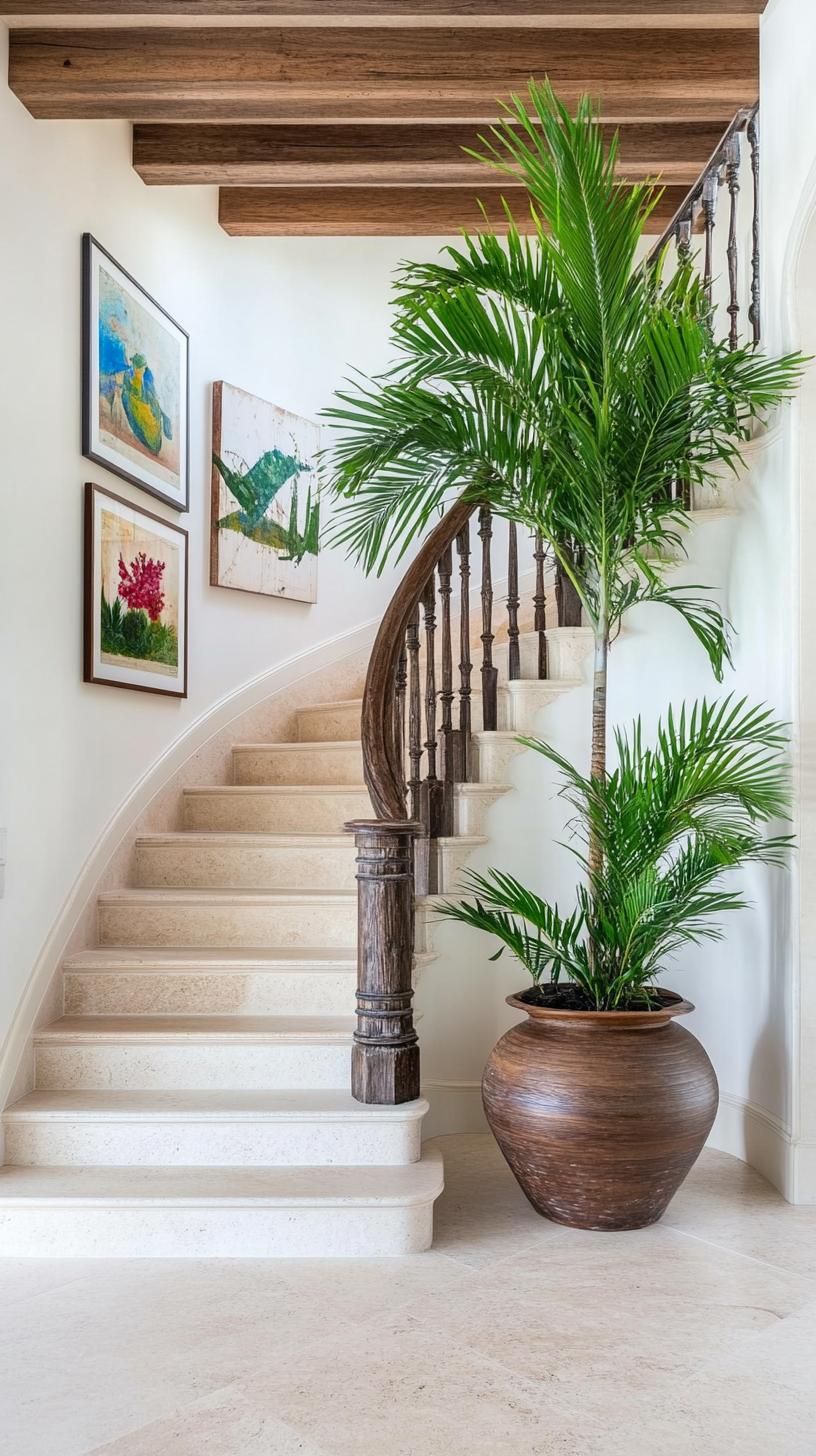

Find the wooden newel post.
[{"left": 345, "top": 818, "right": 421, "bottom": 1105}]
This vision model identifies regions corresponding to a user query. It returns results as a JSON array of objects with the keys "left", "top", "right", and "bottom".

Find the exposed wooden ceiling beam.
[
  {"left": 0, "top": 3, "right": 767, "bottom": 28},
  {"left": 7, "top": 26, "right": 759, "bottom": 123},
  {"left": 218, "top": 182, "right": 689, "bottom": 236},
  {"left": 134, "top": 121, "right": 725, "bottom": 187}
]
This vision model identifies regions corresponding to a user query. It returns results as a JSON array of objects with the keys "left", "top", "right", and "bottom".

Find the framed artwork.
[
  {"left": 210, "top": 381, "right": 320, "bottom": 603},
  {"left": 82, "top": 234, "right": 189, "bottom": 512},
  {"left": 84, "top": 483, "right": 188, "bottom": 697}
]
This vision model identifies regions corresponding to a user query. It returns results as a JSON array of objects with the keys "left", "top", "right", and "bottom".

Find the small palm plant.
[{"left": 439, "top": 697, "right": 791, "bottom": 1009}]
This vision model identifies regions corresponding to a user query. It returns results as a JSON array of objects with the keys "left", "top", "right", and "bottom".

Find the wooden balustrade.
[
  {"left": 648, "top": 105, "right": 761, "bottom": 349},
  {"left": 349, "top": 499, "right": 579, "bottom": 1102},
  {"left": 351, "top": 103, "right": 763, "bottom": 1104}
]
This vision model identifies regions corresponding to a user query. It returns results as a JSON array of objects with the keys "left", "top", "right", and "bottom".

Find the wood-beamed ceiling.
[{"left": 2, "top": 3, "right": 763, "bottom": 236}]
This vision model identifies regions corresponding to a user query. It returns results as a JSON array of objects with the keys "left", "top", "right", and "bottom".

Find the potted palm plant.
[{"left": 325, "top": 82, "right": 803, "bottom": 1229}]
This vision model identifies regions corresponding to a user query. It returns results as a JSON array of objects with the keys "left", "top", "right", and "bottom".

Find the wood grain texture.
[
  {"left": 133, "top": 120, "right": 726, "bottom": 186},
  {"left": 0, "top": 3, "right": 767, "bottom": 24},
  {"left": 9, "top": 27, "right": 758, "bottom": 122},
  {"left": 360, "top": 497, "right": 473, "bottom": 823},
  {"left": 218, "top": 184, "right": 689, "bottom": 236},
  {"left": 482, "top": 992, "right": 718, "bottom": 1230},
  {"left": 346, "top": 820, "right": 420, "bottom": 1105}
]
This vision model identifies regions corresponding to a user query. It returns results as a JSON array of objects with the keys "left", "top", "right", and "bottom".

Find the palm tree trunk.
[{"left": 588, "top": 623, "right": 609, "bottom": 879}]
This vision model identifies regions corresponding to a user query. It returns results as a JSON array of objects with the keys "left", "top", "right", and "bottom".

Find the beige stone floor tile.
[
  {"left": 272, "top": 1249, "right": 473, "bottom": 1325},
  {"left": 0, "top": 1257, "right": 95, "bottom": 1309},
  {"left": 86, "top": 1383, "right": 330, "bottom": 1456},
  {"left": 398, "top": 1219, "right": 813, "bottom": 1389},
  {"left": 230, "top": 1313, "right": 592, "bottom": 1456},
  {"left": 663, "top": 1148, "right": 816, "bottom": 1277},
  {"left": 425, "top": 1132, "right": 563, "bottom": 1268},
  {"left": 0, "top": 1260, "right": 359, "bottom": 1456}
]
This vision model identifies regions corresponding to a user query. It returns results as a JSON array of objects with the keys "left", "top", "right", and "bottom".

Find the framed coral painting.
[
  {"left": 210, "top": 381, "right": 320, "bottom": 603},
  {"left": 82, "top": 234, "right": 189, "bottom": 511},
  {"left": 84, "top": 483, "right": 188, "bottom": 697}
]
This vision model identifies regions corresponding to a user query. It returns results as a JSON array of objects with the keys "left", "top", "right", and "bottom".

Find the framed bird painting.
[
  {"left": 210, "top": 382, "right": 320, "bottom": 603},
  {"left": 82, "top": 235, "right": 189, "bottom": 512}
]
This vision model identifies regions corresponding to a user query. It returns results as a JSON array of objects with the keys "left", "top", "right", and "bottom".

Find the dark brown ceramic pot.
[{"left": 482, "top": 990, "right": 718, "bottom": 1231}]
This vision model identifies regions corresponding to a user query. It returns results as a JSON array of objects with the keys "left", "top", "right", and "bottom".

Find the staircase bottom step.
[{"left": 0, "top": 1149, "right": 444, "bottom": 1257}]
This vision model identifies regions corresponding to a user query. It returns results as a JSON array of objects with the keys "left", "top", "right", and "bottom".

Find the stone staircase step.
[
  {"left": 34, "top": 1015, "right": 354, "bottom": 1091},
  {"left": 0, "top": 1149, "right": 444, "bottom": 1257},
  {"left": 97, "top": 889, "right": 358, "bottom": 950},
  {"left": 3, "top": 1090, "right": 428, "bottom": 1168},
  {"left": 62, "top": 947, "right": 360, "bottom": 1016},
  {"left": 452, "top": 783, "right": 511, "bottom": 836},
  {"left": 296, "top": 698, "right": 362, "bottom": 743},
  {"left": 183, "top": 784, "right": 371, "bottom": 833},
  {"left": 134, "top": 832, "right": 357, "bottom": 891},
  {"left": 233, "top": 740, "right": 364, "bottom": 786}
]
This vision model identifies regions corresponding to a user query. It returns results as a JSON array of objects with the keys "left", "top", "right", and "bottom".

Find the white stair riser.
[
  {"left": 64, "top": 968, "right": 357, "bottom": 1017},
  {"left": 183, "top": 790, "right": 370, "bottom": 833},
  {"left": 35, "top": 1042, "right": 351, "bottom": 1091},
  {"left": 135, "top": 843, "right": 358, "bottom": 892},
  {"left": 233, "top": 743, "right": 364, "bottom": 786},
  {"left": 436, "top": 839, "right": 486, "bottom": 893},
  {"left": 543, "top": 627, "right": 595, "bottom": 681},
  {"left": 453, "top": 789, "right": 509, "bottom": 836},
  {"left": 0, "top": 1202, "right": 434, "bottom": 1258},
  {"left": 472, "top": 734, "right": 527, "bottom": 782},
  {"left": 4, "top": 1116, "right": 421, "bottom": 1169},
  {"left": 98, "top": 900, "right": 357, "bottom": 950},
  {"left": 504, "top": 680, "right": 584, "bottom": 733},
  {"left": 297, "top": 702, "right": 362, "bottom": 743}
]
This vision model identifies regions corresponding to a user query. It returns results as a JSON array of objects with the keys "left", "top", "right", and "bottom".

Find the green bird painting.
[{"left": 210, "top": 383, "right": 321, "bottom": 603}]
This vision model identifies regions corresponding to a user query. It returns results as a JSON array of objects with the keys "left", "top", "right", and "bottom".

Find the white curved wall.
[{"left": 0, "top": 26, "right": 453, "bottom": 1068}]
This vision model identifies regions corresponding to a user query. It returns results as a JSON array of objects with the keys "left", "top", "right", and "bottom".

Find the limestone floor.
[{"left": 3, "top": 1135, "right": 816, "bottom": 1456}]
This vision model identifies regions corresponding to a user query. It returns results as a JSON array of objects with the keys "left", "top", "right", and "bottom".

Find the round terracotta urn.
[{"left": 482, "top": 990, "right": 718, "bottom": 1231}]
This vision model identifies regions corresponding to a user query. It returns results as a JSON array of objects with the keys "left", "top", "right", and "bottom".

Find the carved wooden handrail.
[
  {"left": 359, "top": 496, "right": 475, "bottom": 822},
  {"left": 347, "top": 496, "right": 473, "bottom": 1104}
]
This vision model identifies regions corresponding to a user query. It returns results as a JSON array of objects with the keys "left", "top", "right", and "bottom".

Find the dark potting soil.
[{"left": 516, "top": 983, "right": 666, "bottom": 1012}]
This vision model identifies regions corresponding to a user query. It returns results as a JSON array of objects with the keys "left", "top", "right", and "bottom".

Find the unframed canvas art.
[
  {"left": 83, "top": 235, "right": 189, "bottom": 511},
  {"left": 84, "top": 483, "right": 188, "bottom": 697},
  {"left": 210, "top": 382, "right": 320, "bottom": 603}
]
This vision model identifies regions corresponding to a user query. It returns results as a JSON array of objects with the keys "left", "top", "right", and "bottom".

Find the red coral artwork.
[{"left": 117, "top": 552, "right": 166, "bottom": 622}]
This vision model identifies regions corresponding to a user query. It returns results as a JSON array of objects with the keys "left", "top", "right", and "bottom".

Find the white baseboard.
[
  {"left": 707, "top": 1093, "right": 794, "bottom": 1199},
  {"left": 790, "top": 1141, "right": 816, "bottom": 1203}
]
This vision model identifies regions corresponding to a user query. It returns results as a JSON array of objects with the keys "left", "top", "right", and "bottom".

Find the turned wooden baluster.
[
  {"left": 747, "top": 108, "right": 761, "bottom": 345},
  {"left": 479, "top": 504, "right": 498, "bottom": 730},
  {"left": 406, "top": 605, "right": 422, "bottom": 823},
  {"left": 556, "top": 547, "right": 582, "bottom": 627},
  {"left": 533, "top": 532, "right": 548, "bottom": 680},
  {"left": 437, "top": 545, "right": 455, "bottom": 835},
  {"left": 393, "top": 642, "right": 407, "bottom": 799},
  {"left": 421, "top": 576, "right": 444, "bottom": 868},
  {"left": 453, "top": 521, "right": 473, "bottom": 783},
  {"left": 702, "top": 168, "right": 719, "bottom": 310},
  {"left": 676, "top": 215, "right": 692, "bottom": 266},
  {"left": 506, "top": 521, "right": 521, "bottom": 680},
  {"left": 724, "top": 133, "right": 741, "bottom": 350}
]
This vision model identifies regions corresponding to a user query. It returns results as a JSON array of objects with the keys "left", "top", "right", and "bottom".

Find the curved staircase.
[
  {"left": 0, "top": 491, "right": 737, "bottom": 1256},
  {"left": 0, "top": 697, "right": 445, "bottom": 1257}
]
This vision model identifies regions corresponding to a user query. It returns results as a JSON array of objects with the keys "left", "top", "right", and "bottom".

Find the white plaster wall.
[
  {"left": 759, "top": 0, "right": 816, "bottom": 1198},
  {"left": 0, "top": 27, "right": 453, "bottom": 1062}
]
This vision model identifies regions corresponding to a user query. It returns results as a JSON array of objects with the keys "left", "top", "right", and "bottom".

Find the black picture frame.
[
  {"left": 82, "top": 233, "right": 190, "bottom": 512},
  {"left": 84, "top": 482, "right": 189, "bottom": 698}
]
